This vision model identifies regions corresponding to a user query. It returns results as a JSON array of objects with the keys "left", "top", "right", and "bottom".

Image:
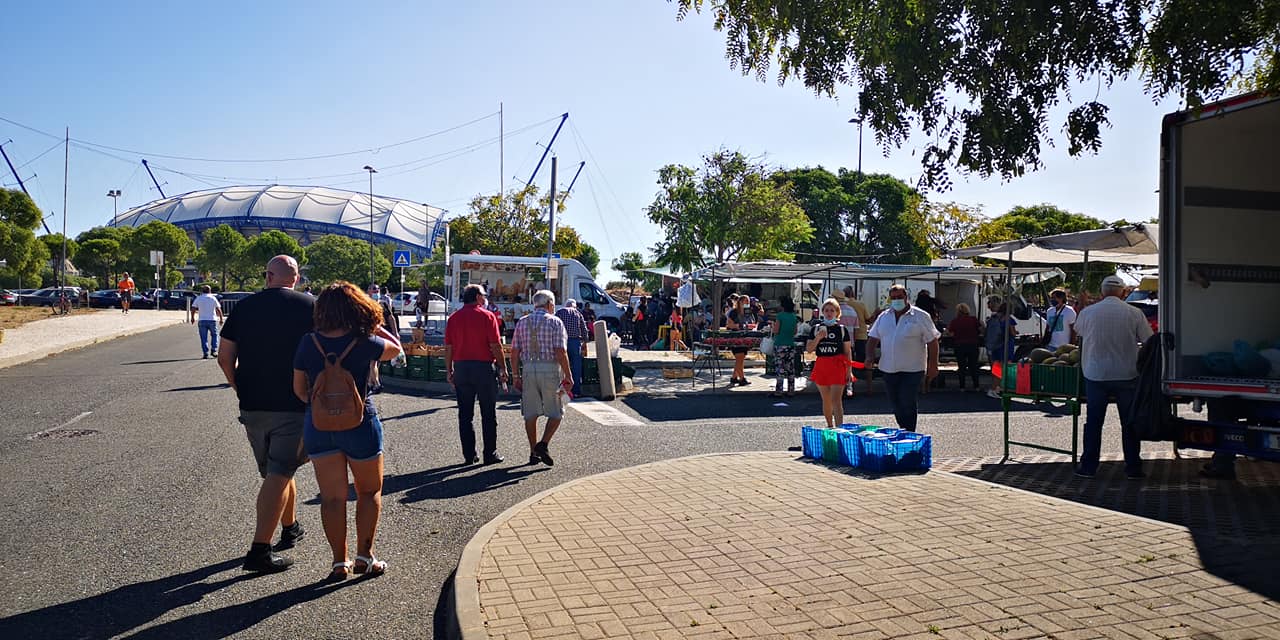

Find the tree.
[
  {"left": 200, "top": 224, "right": 247, "bottom": 290},
  {"left": 126, "top": 220, "right": 195, "bottom": 288},
  {"left": 244, "top": 230, "right": 305, "bottom": 270},
  {"left": 572, "top": 244, "right": 600, "bottom": 277},
  {"left": 0, "top": 188, "right": 45, "bottom": 286},
  {"left": 965, "top": 204, "right": 1107, "bottom": 247},
  {"left": 611, "top": 251, "right": 648, "bottom": 296},
  {"left": 305, "top": 234, "right": 391, "bottom": 287},
  {"left": 448, "top": 185, "right": 599, "bottom": 263},
  {"left": 841, "top": 172, "right": 930, "bottom": 264},
  {"left": 77, "top": 238, "right": 122, "bottom": 288},
  {"left": 772, "top": 167, "right": 854, "bottom": 262},
  {"left": 39, "top": 233, "right": 78, "bottom": 263},
  {"left": 673, "top": 0, "right": 1280, "bottom": 187},
  {"left": 921, "top": 202, "right": 987, "bottom": 258},
  {"left": 646, "top": 150, "right": 812, "bottom": 326}
]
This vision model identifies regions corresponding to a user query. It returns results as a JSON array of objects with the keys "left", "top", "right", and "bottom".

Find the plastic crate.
[
  {"left": 836, "top": 425, "right": 876, "bottom": 466},
  {"left": 582, "top": 358, "right": 600, "bottom": 384},
  {"left": 801, "top": 426, "right": 825, "bottom": 459},
  {"left": 858, "top": 432, "right": 932, "bottom": 472},
  {"left": 407, "top": 355, "right": 431, "bottom": 369},
  {"left": 407, "top": 365, "right": 428, "bottom": 380},
  {"left": 822, "top": 429, "right": 845, "bottom": 463},
  {"left": 1031, "top": 364, "right": 1083, "bottom": 397}
]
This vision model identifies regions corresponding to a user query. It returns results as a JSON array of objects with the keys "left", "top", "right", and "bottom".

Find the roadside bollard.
[{"left": 594, "top": 320, "right": 615, "bottom": 400}]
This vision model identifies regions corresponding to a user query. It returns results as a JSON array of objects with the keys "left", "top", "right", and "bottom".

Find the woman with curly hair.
[{"left": 292, "top": 281, "right": 402, "bottom": 580}]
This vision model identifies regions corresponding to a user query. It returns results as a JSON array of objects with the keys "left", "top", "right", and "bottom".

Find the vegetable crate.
[
  {"left": 858, "top": 432, "right": 932, "bottom": 473},
  {"left": 407, "top": 364, "right": 428, "bottom": 380},
  {"left": 426, "top": 356, "right": 447, "bottom": 382},
  {"left": 836, "top": 425, "right": 885, "bottom": 466},
  {"left": 1002, "top": 362, "right": 1083, "bottom": 397}
]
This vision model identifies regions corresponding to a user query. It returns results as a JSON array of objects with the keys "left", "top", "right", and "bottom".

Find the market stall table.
[{"left": 998, "top": 360, "right": 1085, "bottom": 463}]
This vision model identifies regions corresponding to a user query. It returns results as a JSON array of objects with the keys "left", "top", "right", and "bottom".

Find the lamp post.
[
  {"left": 847, "top": 116, "right": 864, "bottom": 175},
  {"left": 363, "top": 165, "right": 377, "bottom": 287},
  {"left": 107, "top": 189, "right": 121, "bottom": 219}
]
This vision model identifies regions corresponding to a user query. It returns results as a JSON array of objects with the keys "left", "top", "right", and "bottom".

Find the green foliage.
[
  {"left": 611, "top": 251, "right": 648, "bottom": 295},
  {"left": 305, "top": 234, "right": 392, "bottom": 287},
  {"left": 673, "top": 0, "right": 1280, "bottom": 187},
  {"left": 200, "top": 224, "right": 248, "bottom": 289},
  {"left": 572, "top": 244, "right": 600, "bottom": 277},
  {"left": 646, "top": 150, "right": 812, "bottom": 272},
  {"left": 772, "top": 167, "right": 853, "bottom": 262},
  {"left": 195, "top": 281, "right": 222, "bottom": 293},
  {"left": 964, "top": 204, "right": 1107, "bottom": 247},
  {"left": 77, "top": 238, "right": 123, "bottom": 288},
  {"left": 921, "top": 202, "right": 987, "bottom": 258},
  {"left": 775, "top": 167, "right": 928, "bottom": 263},
  {"left": 0, "top": 188, "right": 46, "bottom": 285},
  {"left": 448, "top": 185, "right": 599, "bottom": 266},
  {"left": 126, "top": 220, "right": 195, "bottom": 270},
  {"left": 39, "top": 233, "right": 78, "bottom": 262},
  {"left": 244, "top": 230, "right": 304, "bottom": 268}
]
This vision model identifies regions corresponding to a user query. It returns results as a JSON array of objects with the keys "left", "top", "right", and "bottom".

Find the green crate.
[
  {"left": 582, "top": 358, "right": 600, "bottom": 384},
  {"left": 427, "top": 360, "right": 447, "bottom": 382},
  {"left": 407, "top": 355, "right": 431, "bottom": 368},
  {"left": 1031, "top": 363, "right": 1083, "bottom": 397},
  {"left": 390, "top": 364, "right": 408, "bottom": 378},
  {"left": 379, "top": 361, "right": 392, "bottom": 375},
  {"left": 407, "top": 365, "right": 428, "bottom": 380}
]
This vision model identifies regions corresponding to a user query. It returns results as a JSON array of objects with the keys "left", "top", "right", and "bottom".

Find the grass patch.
[{"left": 0, "top": 306, "right": 96, "bottom": 331}]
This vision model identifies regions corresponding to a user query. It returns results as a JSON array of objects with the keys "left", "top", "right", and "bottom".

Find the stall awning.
[
  {"left": 687, "top": 261, "right": 1062, "bottom": 283},
  {"left": 949, "top": 224, "right": 1159, "bottom": 266}
]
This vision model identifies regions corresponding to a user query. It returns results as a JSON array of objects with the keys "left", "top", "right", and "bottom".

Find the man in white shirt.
[
  {"left": 1043, "top": 288, "right": 1077, "bottom": 350},
  {"left": 1073, "top": 275, "right": 1153, "bottom": 479},
  {"left": 865, "top": 284, "right": 941, "bottom": 432},
  {"left": 189, "top": 285, "right": 225, "bottom": 359}
]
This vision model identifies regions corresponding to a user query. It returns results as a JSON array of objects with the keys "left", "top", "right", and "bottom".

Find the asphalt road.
[{"left": 0, "top": 325, "right": 1128, "bottom": 639}]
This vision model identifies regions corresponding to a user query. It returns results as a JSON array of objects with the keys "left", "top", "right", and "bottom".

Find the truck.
[
  {"left": 1159, "top": 91, "right": 1280, "bottom": 461},
  {"left": 448, "top": 254, "right": 626, "bottom": 331}
]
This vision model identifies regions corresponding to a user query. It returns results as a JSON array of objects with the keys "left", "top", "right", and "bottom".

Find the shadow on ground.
[
  {"left": 0, "top": 558, "right": 361, "bottom": 639},
  {"left": 953, "top": 456, "right": 1280, "bottom": 601},
  {"left": 622, "top": 389, "right": 1075, "bottom": 422},
  {"left": 303, "top": 461, "right": 550, "bottom": 506}
]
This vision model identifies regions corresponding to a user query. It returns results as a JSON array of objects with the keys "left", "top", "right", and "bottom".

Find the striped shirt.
[
  {"left": 555, "top": 307, "right": 590, "bottom": 340},
  {"left": 513, "top": 309, "right": 567, "bottom": 362}
]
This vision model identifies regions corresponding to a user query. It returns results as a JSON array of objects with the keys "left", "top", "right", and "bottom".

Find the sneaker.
[
  {"left": 528, "top": 454, "right": 541, "bottom": 465},
  {"left": 243, "top": 545, "right": 294, "bottom": 573},
  {"left": 202, "top": 354, "right": 209, "bottom": 359},
  {"left": 986, "top": 389, "right": 1003, "bottom": 399},
  {"left": 273, "top": 522, "right": 306, "bottom": 551},
  {"left": 534, "top": 441, "right": 554, "bottom": 466},
  {"left": 210, "top": 350, "right": 218, "bottom": 357}
]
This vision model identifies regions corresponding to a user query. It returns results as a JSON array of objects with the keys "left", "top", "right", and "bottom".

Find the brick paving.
[{"left": 457, "top": 452, "right": 1280, "bottom": 640}]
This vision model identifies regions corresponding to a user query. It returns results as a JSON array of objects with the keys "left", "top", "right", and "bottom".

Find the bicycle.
[{"left": 53, "top": 292, "right": 71, "bottom": 316}]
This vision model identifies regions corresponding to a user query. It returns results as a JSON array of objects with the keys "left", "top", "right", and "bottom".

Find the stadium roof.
[{"left": 110, "top": 185, "right": 447, "bottom": 254}]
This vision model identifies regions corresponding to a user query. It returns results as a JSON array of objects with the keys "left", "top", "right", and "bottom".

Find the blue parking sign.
[{"left": 393, "top": 250, "right": 411, "bottom": 268}]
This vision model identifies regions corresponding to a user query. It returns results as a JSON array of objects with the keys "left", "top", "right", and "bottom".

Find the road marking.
[
  {"left": 29, "top": 411, "right": 93, "bottom": 439},
  {"left": 568, "top": 400, "right": 643, "bottom": 426}
]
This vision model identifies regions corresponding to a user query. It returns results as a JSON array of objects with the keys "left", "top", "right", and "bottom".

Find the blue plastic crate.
[
  {"left": 858, "top": 432, "right": 932, "bottom": 472},
  {"left": 801, "top": 426, "right": 825, "bottom": 459}
]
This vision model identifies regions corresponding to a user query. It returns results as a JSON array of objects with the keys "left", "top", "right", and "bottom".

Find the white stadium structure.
[{"left": 109, "top": 185, "right": 447, "bottom": 260}]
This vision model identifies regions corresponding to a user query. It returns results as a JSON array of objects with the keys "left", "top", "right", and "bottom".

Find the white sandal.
[
  {"left": 329, "top": 560, "right": 353, "bottom": 580},
  {"left": 353, "top": 554, "right": 386, "bottom": 576}
]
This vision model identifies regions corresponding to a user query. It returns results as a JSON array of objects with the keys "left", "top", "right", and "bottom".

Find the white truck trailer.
[{"left": 1160, "top": 92, "right": 1280, "bottom": 460}]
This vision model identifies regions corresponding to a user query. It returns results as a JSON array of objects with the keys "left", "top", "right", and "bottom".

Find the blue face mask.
[
  {"left": 822, "top": 318, "right": 838, "bottom": 327},
  {"left": 890, "top": 299, "right": 907, "bottom": 312}
]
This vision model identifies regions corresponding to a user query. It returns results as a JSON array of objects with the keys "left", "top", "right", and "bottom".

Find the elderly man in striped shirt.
[
  {"left": 555, "top": 298, "right": 591, "bottom": 398},
  {"left": 511, "top": 290, "right": 574, "bottom": 466}
]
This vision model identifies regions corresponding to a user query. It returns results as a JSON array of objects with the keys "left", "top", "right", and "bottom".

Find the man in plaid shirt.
[
  {"left": 555, "top": 299, "right": 591, "bottom": 397},
  {"left": 511, "top": 290, "right": 573, "bottom": 466}
]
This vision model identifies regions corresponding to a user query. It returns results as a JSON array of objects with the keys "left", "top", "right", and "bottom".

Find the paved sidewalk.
[
  {"left": 0, "top": 310, "right": 186, "bottom": 369},
  {"left": 456, "top": 452, "right": 1280, "bottom": 640}
]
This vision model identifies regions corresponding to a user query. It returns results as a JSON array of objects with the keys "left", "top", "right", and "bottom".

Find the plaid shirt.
[
  {"left": 555, "top": 307, "right": 590, "bottom": 340},
  {"left": 512, "top": 309, "right": 567, "bottom": 362}
]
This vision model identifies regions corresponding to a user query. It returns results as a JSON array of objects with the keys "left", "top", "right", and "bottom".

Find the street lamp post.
[
  {"left": 363, "top": 165, "right": 377, "bottom": 287},
  {"left": 847, "top": 116, "right": 864, "bottom": 175},
  {"left": 107, "top": 189, "right": 121, "bottom": 219}
]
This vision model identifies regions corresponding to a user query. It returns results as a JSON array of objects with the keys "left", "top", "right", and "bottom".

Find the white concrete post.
[{"left": 593, "top": 320, "right": 615, "bottom": 400}]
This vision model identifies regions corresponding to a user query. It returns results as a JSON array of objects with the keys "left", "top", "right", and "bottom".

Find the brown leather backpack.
[{"left": 309, "top": 334, "right": 364, "bottom": 431}]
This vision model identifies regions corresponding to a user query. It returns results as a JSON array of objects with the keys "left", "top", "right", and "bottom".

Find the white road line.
[
  {"left": 29, "top": 411, "right": 93, "bottom": 439},
  {"left": 568, "top": 400, "right": 644, "bottom": 426}
]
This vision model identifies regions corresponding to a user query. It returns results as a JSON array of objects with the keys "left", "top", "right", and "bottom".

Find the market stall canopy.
[
  {"left": 949, "top": 224, "right": 1159, "bottom": 266},
  {"left": 687, "top": 261, "right": 1062, "bottom": 283}
]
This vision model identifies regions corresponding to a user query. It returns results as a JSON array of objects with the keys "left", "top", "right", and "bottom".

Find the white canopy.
[
  {"left": 949, "top": 224, "right": 1159, "bottom": 266},
  {"left": 688, "top": 261, "right": 1062, "bottom": 283}
]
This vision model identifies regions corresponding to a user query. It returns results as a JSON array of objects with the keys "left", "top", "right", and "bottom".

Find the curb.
[
  {"left": 449, "top": 451, "right": 1203, "bottom": 640},
  {"left": 0, "top": 315, "right": 186, "bottom": 370}
]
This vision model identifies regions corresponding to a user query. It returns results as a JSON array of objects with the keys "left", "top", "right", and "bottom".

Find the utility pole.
[
  {"left": 107, "top": 190, "right": 122, "bottom": 219},
  {"left": 61, "top": 127, "right": 69, "bottom": 290},
  {"left": 141, "top": 159, "right": 166, "bottom": 198},
  {"left": 364, "top": 165, "right": 377, "bottom": 287},
  {"left": 546, "top": 157, "right": 557, "bottom": 281},
  {"left": 499, "top": 102, "right": 504, "bottom": 197},
  {"left": 525, "top": 113, "right": 568, "bottom": 187}
]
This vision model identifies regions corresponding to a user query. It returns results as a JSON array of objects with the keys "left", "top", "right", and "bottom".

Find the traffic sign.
[
  {"left": 542, "top": 252, "right": 561, "bottom": 259},
  {"left": 393, "top": 250, "right": 411, "bottom": 268}
]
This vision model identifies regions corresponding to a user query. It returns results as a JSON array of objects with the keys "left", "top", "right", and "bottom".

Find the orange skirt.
[{"left": 810, "top": 356, "right": 853, "bottom": 386}]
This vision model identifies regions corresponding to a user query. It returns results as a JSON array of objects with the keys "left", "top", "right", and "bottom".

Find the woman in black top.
[
  {"left": 806, "top": 298, "right": 853, "bottom": 428},
  {"left": 725, "top": 294, "right": 756, "bottom": 386}
]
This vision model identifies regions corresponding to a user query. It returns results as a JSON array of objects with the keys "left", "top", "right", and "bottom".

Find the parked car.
[
  {"left": 390, "top": 292, "right": 417, "bottom": 314},
  {"left": 1, "top": 289, "right": 17, "bottom": 305},
  {"left": 141, "top": 289, "right": 198, "bottom": 310},
  {"left": 18, "top": 286, "right": 83, "bottom": 306},
  {"left": 88, "top": 289, "right": 145, "bottom": 309}
]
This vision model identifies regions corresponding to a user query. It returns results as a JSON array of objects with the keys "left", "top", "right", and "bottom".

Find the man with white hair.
[
  {"left": 510, "top": 290, "right": 574, "bottom": 466},
  {"left": 554, "top": 298, "right": 590, "bottom": 398},
  {"left": 1073, "top": 274, "right": 1153, "bottom": 480}
]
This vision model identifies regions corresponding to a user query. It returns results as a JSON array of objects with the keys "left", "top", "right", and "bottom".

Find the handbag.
[{"left": 759, "top": 335, "right": 775, "bottom": 356}]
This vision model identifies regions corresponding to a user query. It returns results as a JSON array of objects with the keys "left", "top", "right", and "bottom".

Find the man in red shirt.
[{"left": 444, "top": 284, "right": 510, "bottom": 465}]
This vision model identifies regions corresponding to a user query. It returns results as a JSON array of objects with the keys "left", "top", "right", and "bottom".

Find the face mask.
[
  {"left": 822, "top": 318, "right": 838, "bottom": 327},
  {"left": 890, "top": 299, "right": 907, "bottom": 312},
  {"left": 371, "top": 293, "right": 381, "bottom": 300}
]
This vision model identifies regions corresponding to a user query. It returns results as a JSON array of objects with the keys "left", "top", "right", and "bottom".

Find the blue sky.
[{"left": 3, "top": 0, "right": 1180, "bottom": 281}]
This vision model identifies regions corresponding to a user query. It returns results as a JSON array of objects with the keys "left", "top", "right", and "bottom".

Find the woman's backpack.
[{"left": 309, "top": 334, "right": 364, "bottom": 431}]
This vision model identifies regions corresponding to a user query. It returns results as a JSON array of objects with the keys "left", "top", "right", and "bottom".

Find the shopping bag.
[{"left": 759, "top": 335, "right": 775, "bottom": 355}]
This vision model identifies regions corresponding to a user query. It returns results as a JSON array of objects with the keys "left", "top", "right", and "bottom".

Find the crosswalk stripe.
[{"left": 568, "top": 400, "right": 644, "bottom": 426}]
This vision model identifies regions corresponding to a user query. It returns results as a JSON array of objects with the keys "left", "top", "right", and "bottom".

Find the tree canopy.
[
  {"left": 305, "top": 234, "right": 391, "bottom": 287},
  {"left": 963, "top": 204, "right": 1107, "bottom": 247},
  {"left": 0, "top": 188, "right": 46, "bottom": 285},
  {"left": 777, "top": 168, "right": 929, "bottom": 263},
  {"left": 673, "top": 0, "right": 1280, "bottom": 187},
  {"left": 646, "top": 150, "right": 812, "bottom": 273},
  {"left": 199, "top": 224, "right": 248, "bottom": 289},
  {"left": 447, "top": 185, "right": 600, "bottom": 274},
  {"left": 610, "top": 251, "right": 648, "bottom": 295}
]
